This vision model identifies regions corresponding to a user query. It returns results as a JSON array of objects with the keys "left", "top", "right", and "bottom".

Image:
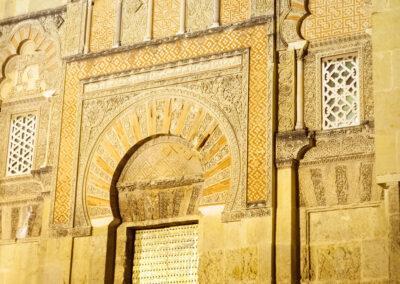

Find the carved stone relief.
[
  {"left": 72, "top": 51, "right": 250, "bottom": 228},
  {"left": 0, "top": 21, "right": 63, "bottom": 102},
  {"left": 278, "top": 0, "right": 308, "bottom": 48},
  {"left": 300, "top": 159, "right": 380, "bottom": 208},
  {"left": 63, "top": 1, "right": 84, "bottom": 56},
  {"left": 220, "top": 0, "right": 250, "bottom": 25},
  {"left": 117, "top": 136, "right": 205, "bottom": 222},
  {"left": 121, "top": 0, "right": 147, "bottom": 45},
  {"left": 0, "top": 18, "right": 64, "bottom": 241},
  {"left": 304, "top": 36, "right": 373, "bottom": 130},
  {"left": 277, "top": 50, "right": 295, "bottom": 131},
  {"left": 276, "top": 129, "right": 315, "bottom": 168},
  {"left": 186, "top": 0, "right": 213, "bottom": 32},
  {"left": 298, "top": 122, "right": 381, "bottom": 282},
  {"left": 251, "top": 0, "right": 274, "bottom": 17},
  {"left": 55, "top": 24, "right": 271, "bottom": 225},
  {"left": 153, "top": 0, "right": 180, "bottom": 38},
  {"left": 90, "top": 0, "right": 116, "bottom": 52},
  {"left": 0, "top": 97, "right": 54, "bottom": 241}
]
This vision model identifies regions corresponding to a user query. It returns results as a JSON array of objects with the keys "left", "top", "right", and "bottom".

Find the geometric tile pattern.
[
  {"left": 186, "top": 0, "right": 213, "bottom": 32},
  {"left": 6, "top": 114, "right": 37, "bottom": 176},
  {"left": 302, "top": 0, "right": 371, "bottom": 41},
  {"left": 90, "top": 0, "right": 116, "bottom": 52},
  {"left": 322, "top": 54, "right": 359, "bottom": 129},
  {"left": 153, "top": 0, "right": 180, "bottom": 38},
  {"left": 55, "top": 25, "right": 269, "bottom": 224},
  {"left": 221, "top": 0, "right": 250, "bottom": 25},
  {"left": 132, "top": 224, "right": 199, "bottom": 283}
]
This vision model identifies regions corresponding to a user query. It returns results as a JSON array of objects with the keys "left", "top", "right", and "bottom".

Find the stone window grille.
[
  {"left": 322, "top": 54, "right": 360, "bottom": 129},
  {"left": 6, "top": 114, "right": 37, "bottom": 176}
]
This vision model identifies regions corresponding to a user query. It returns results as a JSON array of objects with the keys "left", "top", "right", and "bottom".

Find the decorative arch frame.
[
  {"left": 0, "top": 20, "right": 62, "bottom": 102},
  {"left": 78, "top": 87, "right": 246, "bottom": 228},
  {"left": 74, "top": 87, "right": 247, "bottom": 282}
]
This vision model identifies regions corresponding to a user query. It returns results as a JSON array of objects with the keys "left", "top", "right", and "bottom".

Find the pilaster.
[{"left": 275, "top": 130, "right": 315, "bottom": 282}]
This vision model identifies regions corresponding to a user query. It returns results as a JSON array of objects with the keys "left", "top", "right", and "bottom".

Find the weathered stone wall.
[
  {"left": 0, "top": 0, "right": 67, "bottom": 20},
  {"left": 372, "top": 1, "right": 400, "bottom": 281}
]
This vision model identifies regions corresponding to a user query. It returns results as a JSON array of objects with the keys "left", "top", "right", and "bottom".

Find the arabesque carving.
[
  {"left": 72, "top": 51, "right": 250, "bottom": 229},
  {"left": 278, "top": 50, "right": 295, "bottom": 131},
  {"left": 276, "top": 129, "right": 315, "bottom": 168}
]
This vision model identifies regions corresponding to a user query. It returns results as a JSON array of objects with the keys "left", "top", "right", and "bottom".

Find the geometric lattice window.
[
  {"left": 6, "top": 114, "right": 37, "bottom": 176},
  {"left": 322, "top": 54, "right": 360, "bottom": 129},
  {"left": 132, "top": 224, "right": 199, "bottom": 283}
]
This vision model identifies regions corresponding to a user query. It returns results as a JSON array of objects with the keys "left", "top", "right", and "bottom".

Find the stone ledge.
[{"left": 0, "top": 5, "right": 66, "bottom": 26}]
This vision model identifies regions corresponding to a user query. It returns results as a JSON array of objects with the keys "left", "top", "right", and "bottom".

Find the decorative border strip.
[{"left": 64, "top": 16, "right": 273, "bottom": 62}]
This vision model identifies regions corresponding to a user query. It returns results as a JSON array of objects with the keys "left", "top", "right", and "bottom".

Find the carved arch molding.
[
  {"left": 0, "top": 20, "right": 62, "bottom": 102},
  {"left": 74, "top": 79, "right": 249, "bottom": 228}
]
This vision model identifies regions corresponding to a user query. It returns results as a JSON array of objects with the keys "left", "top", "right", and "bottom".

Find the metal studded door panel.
[{"left": 132, "top": 224, "right": 199, "bottom": 283}]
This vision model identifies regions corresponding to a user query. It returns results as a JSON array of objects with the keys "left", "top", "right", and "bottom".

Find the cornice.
[{"left": 0, "top": 5, "right": 67, "bottom": 26}]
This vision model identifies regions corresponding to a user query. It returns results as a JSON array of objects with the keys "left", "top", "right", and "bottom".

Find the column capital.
[
  {"left": 288, "top": 40, "right": 309, "bottom": 59},
  {"left": 377, "top": 174, "right": 400, "bottom": 189},
  {"left": 276, "top": 129, "right": 315, "bottom": 169}
]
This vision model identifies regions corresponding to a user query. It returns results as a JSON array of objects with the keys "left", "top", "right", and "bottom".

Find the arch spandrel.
[{"left": 81, "top": 90, "right": 242, "bottom": 227}]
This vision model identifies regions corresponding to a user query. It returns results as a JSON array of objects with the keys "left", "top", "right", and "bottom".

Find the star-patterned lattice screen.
[
  {"left": 132, "top": 224, "right": 199, "bottom": 283},
  {"left": 6, "top": 114, "right": 37, "bottom": 176},
  {"left": 322, "top": 54, "right": 360, "bottom": 129}
]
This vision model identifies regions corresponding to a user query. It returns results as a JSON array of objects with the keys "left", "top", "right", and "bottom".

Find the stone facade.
[{"left": 0, "top": 0, "right": 398, "bottom": 283}]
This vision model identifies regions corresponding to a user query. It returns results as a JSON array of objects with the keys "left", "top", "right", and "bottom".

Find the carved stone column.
[
  {"left": 177, "top": 0, "right": 186, "bottom": 35},
  {"left": 378, "top": 178, "right": 400, "bottom": 281},
  {"left": 275, "top": 130, "right": 314, "bottom": 282},
  {"left": 41, "top": 90, "right": 57, "bottom": 170},
  {"left": 288, "top": 40, "right": 308, "bottom": 130},
  {"left": 210, "top": 0, "right": 220, "bottom": 28},
  {"left": 83, "top": 0, "right": 94, "bottom": 53},
  {"left": 144, "top": 0, "right": 153, "bottom": 41},
  {"left": 277, "top": 0, "right": 308, "bottom": 130},
  {"left": 113, "top": 0, "right": 123, "bottom": 47}
]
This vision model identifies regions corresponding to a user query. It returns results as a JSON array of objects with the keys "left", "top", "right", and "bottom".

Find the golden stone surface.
[{"left": 0, "top": 0, "right": 398, "bottom": 283}]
